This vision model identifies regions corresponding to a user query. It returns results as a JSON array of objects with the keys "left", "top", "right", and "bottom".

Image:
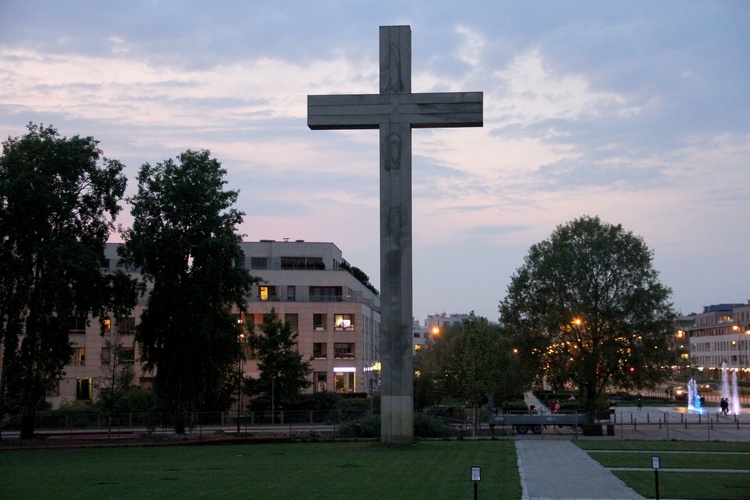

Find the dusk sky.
[{"left": 1, "top": 1, "right": 748, "bottom": 323}]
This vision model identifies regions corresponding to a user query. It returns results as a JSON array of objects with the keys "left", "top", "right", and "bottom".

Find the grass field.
[
  {"left": 577, "top": 440, "right": 750, "bottom": 500},
  {"left": 0, "top": 440, "right": 520, "bottom": 499}
]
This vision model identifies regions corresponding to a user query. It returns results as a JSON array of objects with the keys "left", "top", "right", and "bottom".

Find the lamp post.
[{"left": 237, "top": 320, "right": 245, "bottom": 435}]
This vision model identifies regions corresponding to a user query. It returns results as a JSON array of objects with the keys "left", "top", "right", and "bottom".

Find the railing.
[{"left": 0, "top": 409, "right": 376, "bottom": 440}]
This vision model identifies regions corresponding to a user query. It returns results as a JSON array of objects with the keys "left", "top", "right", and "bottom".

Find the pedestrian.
[
  {"left": 720, "top": 398, "right": 729, "bottom": 416},
  {"left": 636, "top": 393, "right": 643, "bottom": 410}
]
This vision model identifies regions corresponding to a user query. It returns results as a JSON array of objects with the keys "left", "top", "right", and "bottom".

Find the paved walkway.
[{"left": 516, "top": 439, "right": 643, "bottom": 499}]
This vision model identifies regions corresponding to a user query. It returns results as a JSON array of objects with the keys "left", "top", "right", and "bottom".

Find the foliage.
[
  {"left": 499, "top": 216, "right": 676, "bottom": 416},
  {"left": 336, "top": 415, "right": 380, "bottom": 438},
  {"left": 0, "top": 123, "right": 134, "bottom": 438},
  {"left": 246, "top": 310, "right": 312, "bottom": 411},
  {"left": 119, "top": 149, "right": 258, "bottom": 433},
  {"left": 441, "top": 314, "right": 534, "bottom": 406},
  {"left": 338, "top": 261, "right": 378, "bottom": 295},
  {"left": 414, "top": 413, "right": 453, "bottom": 438}
]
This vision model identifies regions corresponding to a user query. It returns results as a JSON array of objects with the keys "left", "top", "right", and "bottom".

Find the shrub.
[
  {"left": 337, "top": 415, "right": 379, "bottom": 438},
  {"left": 414, "top": 414, "right": 451, "bottom": 438}
]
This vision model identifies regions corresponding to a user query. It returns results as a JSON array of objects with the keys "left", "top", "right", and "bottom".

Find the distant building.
[
  {"left": 413, "top": 312, "right": 471, "bottom": 353},
  {"left": 49, "top": 240, "right": 380, "bottom": 408},
  {"left": 684, "top": 301, "right": 750, "bottom": 381}
]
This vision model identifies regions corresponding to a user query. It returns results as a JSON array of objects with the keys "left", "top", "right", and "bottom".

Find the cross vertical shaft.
[{"left": 308, "top": 25, "right": 482, "bottom": 444}]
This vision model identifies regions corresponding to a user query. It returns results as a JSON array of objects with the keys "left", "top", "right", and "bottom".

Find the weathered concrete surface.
[{"left": 308, "top": 25, "right": 483, "bottom": 444}]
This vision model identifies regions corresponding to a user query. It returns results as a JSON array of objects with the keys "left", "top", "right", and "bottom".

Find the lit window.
[
  {"left": 259, "top": 286, "right": 277, "bottom": 301},
  {"left": 76, "top": 378, "right": 92, "bottom": 400},
  {"left": 334, "top": 314, "right": 354, "bottom": 331},
  {"left": 72, "top": 347, "right": 86, "bottom": 365}
]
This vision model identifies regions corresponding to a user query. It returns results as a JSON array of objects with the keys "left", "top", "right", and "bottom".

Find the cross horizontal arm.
[
  {"left": 308, "top": 94, "right": 386, "bottom": 130},
  {"left": 307, "top": 91, "right": 483, "bottom": 130}
]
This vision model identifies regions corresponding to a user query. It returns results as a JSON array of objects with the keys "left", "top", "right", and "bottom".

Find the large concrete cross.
[{"left": 308, "top": 25, "right": 483, "bottom": 444}]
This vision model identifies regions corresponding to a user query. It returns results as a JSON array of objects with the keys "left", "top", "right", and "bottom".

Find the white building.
[
  {"left": 50, "top": 240, "right": 380, "bottom": 408},
  {"left": 413, "top": 312, "right": 472, "bottom": 353},
  {"left": 687, "top": 302, "right": 750, "bottom": 381}
]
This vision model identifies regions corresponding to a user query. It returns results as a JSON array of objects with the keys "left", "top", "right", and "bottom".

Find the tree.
[
  {"left": 119, "top": 149, "right": 258, "bottom": 434},
  {"left": 0, "top": 123, "right": 131, "bottom": 439},
  {"left": 439, "top": 314, "right": 533, "bottom": 435},
  {"left": 498, "top": 215, "right": 676, "bottom": 418},
  {"left": 246, "top": 310, "right": 312, "bottom": 419}
]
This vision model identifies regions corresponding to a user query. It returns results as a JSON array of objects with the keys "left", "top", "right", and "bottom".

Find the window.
[
  {"left": 281, "top": 257, "right": 324, "bottom": 270},
  {"left": 286, "top": 285, "right": 296, "bottom": 302},
  {"left": 116, "top": 316, "right": 136, "bottom": 334},
  {"left": 334, "top": 314, "right": 354, "bottom": 331},
  {"left": 76, "top": 378, "right": 92, "bottom": 401},
  {"left": 103, "top": 318, "right": 112, "bottom": 334},
  {"left": 314, "top": 371, "right": 328, "bottom": 392},
  {"left": 285, "top": 313, "right": 298, "bottom": 332},
  {"left": 250, "top": 257, "right": 268, "bottom": 269},
  {"left": 334, "top": 369, "right": 355, "bottom": 393},
  {"left": 101, "top": 347, "right": 111, "bottom": 365},
  {"left": 72, "top": 347, "right": 86, "bottom": 365},
  {"left": 310, "top": 286, "right": 342, "bottom": 302},
  {"left": 118, "top": 347, "right": 135, "bottom": 364},
  {"left": 259, "top": 285, "right": 278, "bottom": 301},
  {"left": 313, "top": 343, "right": 327, "bottom": 359},
  {"left": 313, "top": 314, "right": 327, "bottom": 331},
  {"left": 334, "top": 343, "right": 355, "bottom": 359},
  {"left": 68, "top": 315, "right": 87, "bottom": 335}
]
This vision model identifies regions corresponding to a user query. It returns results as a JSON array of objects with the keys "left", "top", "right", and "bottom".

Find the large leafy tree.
[
  {"left": 438, "top": 314, "right": 533, "bottom": 435},
  {"left": 246, "top": 310, "right": 312, "bottom": 417},
  {"left": 119, "top": 150, "right": 258, "bottom": 434},
  {"left": 0, "top": 124, "right": 133, "bottom": 439},
  {"left": 499, "top": 215, "right": 675, "bottom": 416}
]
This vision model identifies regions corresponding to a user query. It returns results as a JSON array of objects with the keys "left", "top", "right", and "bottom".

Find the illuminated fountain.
[
  {"left": 687, "top": 378, "right": 703, "bottom": 413},
  {"left": 721, "top": 362, "right": 742, "bottom": 415}
]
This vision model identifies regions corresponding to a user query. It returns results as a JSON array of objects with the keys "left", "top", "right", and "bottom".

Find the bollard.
[
  {"left": 658, "top": 418, "right": 661, "bottom": 429},
  {"left": 647, "top": 413, "right": 650, "bottom": 424},
  {"left": 634, "top": 418, "right": 637, "bottom": 430}
]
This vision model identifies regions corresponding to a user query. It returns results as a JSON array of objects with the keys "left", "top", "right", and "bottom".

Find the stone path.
[{"left": 516, "top": 439, "right": 644, "bottom": 499}]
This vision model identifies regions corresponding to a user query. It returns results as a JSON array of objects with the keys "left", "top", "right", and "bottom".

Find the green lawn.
[
  {"left": 613, "top": 471, "right": 750, "bottom": 500},
  {"left": 588, "top": 451, "right": 750, "bottom": 469},
  {"left": 576, "top": 440, "right": 750, "bottom": 452},
  {"left": 576, "top": 440, "right": 750, "bottom": 499},
  {"left": 0, "top": 440, "right": 520, "bottom": 499}
]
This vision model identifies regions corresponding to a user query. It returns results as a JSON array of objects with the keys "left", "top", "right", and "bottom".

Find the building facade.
[
  {"left": 685, "top": 302, "right": 750, "bottom": 381},
  {"left": 48, "top": 240, "right": 380, "bottom": 408}
]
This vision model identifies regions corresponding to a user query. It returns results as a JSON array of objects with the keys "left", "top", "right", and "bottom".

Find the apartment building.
[
  {"left": 49, "top": 240, "right": 380, "bottom": 408},
  {"left": 686, "top": 302, "right": 750, "bottom": 381}
]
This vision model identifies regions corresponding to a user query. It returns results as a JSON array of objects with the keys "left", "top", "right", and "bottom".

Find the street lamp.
[{"left": 237, "top": 325, "right": 245, "bottom": 435}]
